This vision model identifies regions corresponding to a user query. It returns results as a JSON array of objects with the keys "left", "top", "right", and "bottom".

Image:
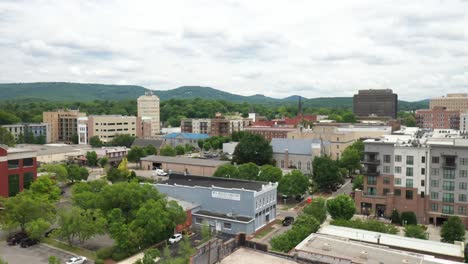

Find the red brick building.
[
  {"left": 0, "top": 145, "right": 37, "bottom": 197},
  {"left": 415, "top": 107, "right": 460, "bottom": 130},
  {"left": 244, "top": 127, "right": 296, "bottom": 141}
]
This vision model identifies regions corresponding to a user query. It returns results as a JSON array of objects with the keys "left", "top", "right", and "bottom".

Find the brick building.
[
  {"left": 244, "top": 127, "right": 296, "bottom": 141},
  {"left": 0, "top": 145, "right": 37, "bottom": 197},
  {"left": 415, "top": 107, "right": 460, "bottom": 130},
  {"left": 43, "top": 109, "right": 86, "bottom": 143}
]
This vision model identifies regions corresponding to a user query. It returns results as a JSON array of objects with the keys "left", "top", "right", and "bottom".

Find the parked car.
[
  {"left": 152, "top": 169, "right": 168, "bottom": 176},
  {"left": 169, "top": 233, "right": 183, "bottom": 244},
  {"left": 282, "top": 216, "right": 295, "bottom": 226},
  {"left": 20, "top": 237, "right": 39, "bottom": 248},
  {"left": 66, "top": 256, "right": 87, "bottom": 264},
  {"left": 7, "top": 232, "right": 28, "bottom": 246}
]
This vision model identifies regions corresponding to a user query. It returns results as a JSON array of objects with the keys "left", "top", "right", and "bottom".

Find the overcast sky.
[{"left": 0, "top": 0, "right": 467, "bottom": 100}]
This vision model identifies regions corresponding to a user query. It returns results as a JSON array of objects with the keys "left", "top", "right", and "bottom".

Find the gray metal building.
[{"left": 154, "top": 174, "right": 278, "bottom": 235}]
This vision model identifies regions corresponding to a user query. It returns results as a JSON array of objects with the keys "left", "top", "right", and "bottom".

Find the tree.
[
  {"left": 203, "top": 142, "right": 212, "bottom": 151},
  {"left": 340, "top": 147, "right": 361, "bottom": 176},
  {"left": 110, "top": 134, "right": 135, "bottom": 148},
  {"left": 404, "top": 225, "right": 427, "bottom": 240},
  {"left": 312, "top": 156, "right": 342, "bottom": 191},
  {"left": 258, "top": 165, "right": 282, "bottom": 182},
  {"left": 341, "top": 112, "right": 357, "bottom": 123},
  {"left": 38, "top": 164, "right": 68, "bottom": 183},
  {"left": 25, "top": 218, "right": 50, "bottom": 240},
  {"left": 400, "top": 211, "right": 417, "bottom": 225},
  {"left": 213, "top": 164, "right": 239, "bottom": 178},
  {"left": 86, "top": 151, "right": 98, "bottom": 166},
  {"left": 144, "top": 144, "right": 157, "bottom": 156},
  {"left": 197, "top": 139, "right": 204, "bottom": 149},
  {"left": 0, "top": 110, "right": 21, "bottom": 125},
  {"left": 0, "top": 127, "right": 15, "bottom": 147},
  {"left": 67, "top": 165, "right": 89, "bottom": 182},
  {"left": 48, "top": 256, "right": 60, "bottom": 264},
  {"left": 278, "top": 170, "right": 309, "bottom": 197},
  {"left": 404, "top": 115, "right": 416, "bottom": 127},
  {"left": 232, "top": 133, "right": 273, "bottom": 166},
  {"left": 178, "top": 235, "right": 195, "bottom": 262},
  {"left": 56, "top": 207, "right": 107, "bottom": 245},
  {"left": 134, "top": 249, "right": 160, "bottom": 264},
  {"left": 127, "top": 147, "right": 145, "bottom": 163},
  {"left": 326, "top": 194, "right": 356, "bottom": 220},
  {"left": 352, "top": 175, "right": 364, "bottom": 191},
  {"left": 303, "top": 197, "right": 327, "bottom": 223},
  {"left": 71, "top": 133, "right": 79, "bottom": 144},
  {"left": 99, "top": 156, "right": 109, "bottom": 168},
  {"left": 237, "top": 162, "right": 259, "bottom": 180},
  {"left": 90, "top": 136, "right": 103, "bottom": 148},
  {"left": 175, "top": 145, "right": 186, "bottom": 155},
  {"left": 35, "top": 134, "right": 46, "bottom": 144},
  {"left": 184, "top": 144, "right": 195, "bottom": 153},
  {"left": 30, "top": 176, "right": 61, "bottom": 202},
  {"left": 160, "top": 145, "right": 176, "bottom": 156},
  {"left": 201, "top": 221, "right": 211, "bottom": 242},
  {"left": 441, "top": 216, "right": 465, "bottom": 243},
  {"left": 390, "top": 209, "right": 400, "bottom": 225}
]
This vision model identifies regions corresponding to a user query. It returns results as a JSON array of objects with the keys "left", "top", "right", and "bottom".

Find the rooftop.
[
  {"left": 163, "top": 133, "right": 210, "bottom": 139},
  {"left": 271, "top": 138, "right": 327, "bottom": 155},
  {"left": 14, "top": 144, "right": 90, "bottom": 156},
  {"left": 158, "top": 174, "right": 274, "bottom": 192},
  {"left": 193, "top": 210, "right": 253, "bottom": 223},
  {"left": 141, "top": 155, "right": 230, "bottom": 167},
  {"left": 166, "top": 196, "right": 199, "bottom": 211},
  {"left": 221, "top": 248, "right": 297, "bottom": 264},
  {"left": 132, "top": 138, "right": 164, "bottom": 149}
]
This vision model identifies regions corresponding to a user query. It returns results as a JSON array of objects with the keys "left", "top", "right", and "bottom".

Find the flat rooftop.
[
  {"left": 166, "top": 196, "right": 199, "bottom": 211},
  {"left": 193, "top": 210, "right": 253, "bottom": 223},
  {"left": 159, "top": 174, "right": 272, "bottom": 192},
  {"left": 221, "top": 248, "right": 297, "bottom": 264},
  {"left": 141, "top": 155, "right": 230, "bottom": 167},
  {"left": 16, "top": 144, "right": 92, "bottom": 156}
]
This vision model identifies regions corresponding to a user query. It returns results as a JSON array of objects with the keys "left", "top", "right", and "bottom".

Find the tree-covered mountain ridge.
[{"left": 0, "top": 82, "right": 428, "bottom": 110}]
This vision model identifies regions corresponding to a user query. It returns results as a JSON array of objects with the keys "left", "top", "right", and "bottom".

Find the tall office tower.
[
  {"left": 353, "top": 89, "right": 398, "bottom": 119},
  {"left": 137, "top": 91, "right": 160, "bottom": 137},
  {"left": 43, "top": 109, "right": 85, "bottom": 143}
]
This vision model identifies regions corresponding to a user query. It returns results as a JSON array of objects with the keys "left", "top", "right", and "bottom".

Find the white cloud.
[{"left": 0, "top": 0, "right": 467, "bottom": 100}]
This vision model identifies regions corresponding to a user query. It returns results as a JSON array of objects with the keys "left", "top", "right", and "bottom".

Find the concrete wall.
[{"left": 140, "top": 160, "right": 219, "bottom": 176}]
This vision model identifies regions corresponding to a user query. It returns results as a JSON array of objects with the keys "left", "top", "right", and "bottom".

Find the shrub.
[
  {"left": 390, "top": 209, "right": 400, "bottom": 225},
  {"left": 441, "top": 216, "right": 466, "bottom": 243},
  {"left": 400, "top": 211, "right": 417, "bottom": 225},
  {"left": 94, "top": 259, "right": 104, "bottom": 264},
  {"left": 112, "top": 250, "right": 130, "bottom": 261},
  {"left": 97, "top": 246, "right": 115, "bottom": 259},
  {"left": 326, "top": 195, "right": 356, "bottom": 220},
  {"left": 331, "top": 219, "right": 398, "bottom": 234},
  {"left": 404, "top": 225, "right": 428, "bottom": 240},
  {"left": 303, "top": 197, "right": 327, "bottom": 223},
  {"left": 271, "top": 215, "right": 320, "bottom": 252}
]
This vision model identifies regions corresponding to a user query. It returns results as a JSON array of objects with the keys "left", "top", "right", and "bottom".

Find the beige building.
[
  {"left": 430, "top": 93, "right": 468, "bottom": 111},
  {"left": 43, "top": 109, "right": 86, "bottom": 143},
  {"left": 137, "top": 92, "right": 160, "bottom": 136},
  {"left": 86, "top": 115, "right": 141, "bottom": 144},
  {"left": 288, "top": 124, "right": 391, "bottom": 159},
  {"left": 141, "top": 156, "right": 230, "bottom": 176}
]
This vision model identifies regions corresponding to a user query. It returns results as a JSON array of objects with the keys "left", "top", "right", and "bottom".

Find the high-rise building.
[
  {"left": 353, "top": 89, "right": 398, "bottom": 118},
  {"left": 137, "top": 91, "right": 160, "bottom": 136},
  {"left": 43, "top": 109, "right": 86, "bottom": 143},
  {"left": 78, "top": 115, "right": 141, "bottom": 144},
  {"left": 415, "top": 107, "right": 460, "bottom": 130},
  {"left": 430, "top": 93, "right": 468, "bottom": 111}
]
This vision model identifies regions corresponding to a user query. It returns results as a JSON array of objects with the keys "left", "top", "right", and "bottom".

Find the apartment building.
[
  {"left": 355, "top": 129, "right": 468, "bottom": 227},
  {"left": 2, "top": 123, "right": 51, "bottom": 143},
  {"left": 353, "top": 89, "right": 398, "bottom": 118},
  {"left": 430, "top": 93, "right": 468, "bottom": 112},
  {"left": 416, "top": 107, "right": 460, "bottom": 130},
  {"left": 43, "top": 109, "right": 86, "bottom": 143},
  {"left": 0, "top": 145, "right": 37, "bottom": 197},
  {"left": 244, "top": 127, "right": 296, "bottom": 141},
  {"left": 181, "top": 113, "right": 252, "bottom": 137},
  {"left": 137, "top": 91, "right": 161, "bottom": 136},
  {"left": 460, "top": 112, "right": 468, "bottom": 131}
]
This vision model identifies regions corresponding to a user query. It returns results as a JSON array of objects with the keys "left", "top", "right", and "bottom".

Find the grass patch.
[
  {"left": 254, "top": 226, "right": 275, "bottom": 239},
  {"left": 43, "top": 238, "right": 96, "bottom": 260}
]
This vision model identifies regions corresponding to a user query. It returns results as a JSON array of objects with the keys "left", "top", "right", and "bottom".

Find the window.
[
  {"left": 395, "top": 155, "right": 402, "bottom": 162},
  {"left": 394, "top": 178, "right": 401, "bottom": 185},
  {"left": 383, "top": 155, "right": 391, "bottom": 163},
  {"left": 431, "top": 192, "right": 439, "bottom": 199},
  {"left": 395, "top": 166, "right": 402, "bottom": 174},
  {"left": 298, "top": 161, "right": 302, "bottom": 170},
  {"left": 421, "top": 168, "right": 425, "bottom": 175},
  {"left": 432, "top": 156, "right": 440, "bottom": 163},
  {"left": 406, "top": 167, "right": 413, "bottom": 177},
  {"left": 421, "top": 156, "right": 426, "bottom": 163},
  {"left": 8, "top": 174, "right": 20, "bottom": 197},
  {"left": 8, "top": 160, "right": 19, "bottom": 169},
  {"left": 223, "top": 222, "right": 232, "bottom": 229},
  {"left": 458, "top": 206, "right": 466, "bottom": 215},
  {"left": 383, "top": 188, "right": 390, "bottom": 195},
  {"left": 443, "top": 181, "right": 455, "bottom": 191},
  {"left": 280, "top": 160, "right": 284, "bottom": 168},
  {"left": 23, "top": 172, "right": 34, "bottom": 189},
  {"left": 23, "top": 158, "right": 34, "bottom": 167},
  {"left": 442, "top": 205, "right": 454, "bottom": 215},
  {"left": 367, "top": 176, "right": 377, "bottom": 185},
  {"left": 443, "top": 193, "right": 454, "bottom": 203},
  {"left": 195, "top": 218, "right": 202, "bottom": 224},
  {"left": 383, "top": 177, "right": 390, "bottom": 184},
  {"left": 421, "top": 192, "right": 425, "bottom": 198},
  {"left": 431, "top": 203, "right": 439, "bottom": 212},
  {"left": 383, "top": 166, "right": 390, "bottom": 173},
  {"left": 405, "top": 190, "right": 413, "bottom": 200},
  {"left": 394, "top": 189, "right": 401, "bottom": 196},
  {"left": 406, "top": 179, "right": 413, "bottom": 188},
  {"left": 307, "top": 161, "right": 311, "bottom": 171},
  {"left": 406, "top": 156, "right": 414, "bottom": 165},
  {"left": 443, "top": 169, "right": 455, "bottom": 179},
  {"left": 367, "top": 187, "right": 377, "bottom": 195},
  {"left": 460, "top": 158, "right": 468, "bottom": 165},
  {"left": 431, "top": 168, "right": 440, "bottom": 176},
  {"left": 459, "top": 194, "right": 467, "bottom": 202},
  {"left": 431, "top": 180, "right": 439, "bottom": 187},
  {"left": 460, "top": 170, "right": 468, "bottom": 178},
  {"left": 421, "top": 180, "right": 425, "bottom": 187},
  {"left": 459, "top": 182, "right": 467, "bottom": 190}
]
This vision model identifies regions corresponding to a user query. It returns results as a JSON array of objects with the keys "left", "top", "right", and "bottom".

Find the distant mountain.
[{"left": 0, "top": 82, "right": 429, "bottom": 110}]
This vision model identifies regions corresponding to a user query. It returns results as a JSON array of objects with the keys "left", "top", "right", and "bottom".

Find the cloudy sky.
[{"left": 0, "top": 0, "right": 467, "bottom": 100}]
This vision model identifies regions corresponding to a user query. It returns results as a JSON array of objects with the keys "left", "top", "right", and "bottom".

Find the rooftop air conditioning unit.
[
  {"left": 322, "top": 243, "right": 331, "bottom": 251},
  {"left": 402, "top": 259, "right": 409, "bottom": 264},
  {"left": 360, "top": 251, "right": 368, "bottom": 259}
]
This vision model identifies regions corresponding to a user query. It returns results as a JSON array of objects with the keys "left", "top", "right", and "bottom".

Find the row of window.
[
  {"left": 430, "top": 193, "right": 467, "bottom": 202},
  {"left": 8, "top": 173, "right": 34, "bottom": 197},
  {"left": 383, "top": 155, "right": 468, "bottom": 166},
  {"left": 256, "top": 194, "right": 276, "bottom": 209},
  {"left": 279, "top": 160, "right": 311, "bottom": 170},
  {"left": 430, "top": 204, "right": 466, "bottom": 215},
  {"left": 366, "top": 187, "right": 418, "bottom": 200},
  {"left": 194, "top": 217, "right": 232, "bottom": 229},
  {"left": 95, "top": 122, "right": 134, "bottom": 125},
  {"left": 7, "top": 158, "right": 34, "bottom": 169}
]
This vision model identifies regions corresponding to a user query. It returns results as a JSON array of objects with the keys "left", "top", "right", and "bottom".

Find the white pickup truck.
[{"left": 152, "top": 169, "right": 168, "bottom": 176}]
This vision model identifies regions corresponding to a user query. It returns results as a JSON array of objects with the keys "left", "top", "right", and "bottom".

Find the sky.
[{"left": 0, "top": 0, "right": 467, "bottom": 101}]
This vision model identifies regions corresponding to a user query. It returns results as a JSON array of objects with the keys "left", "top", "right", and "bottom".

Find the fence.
[{"left": 191, "top": 237, "right": 238, "bottom": 264}]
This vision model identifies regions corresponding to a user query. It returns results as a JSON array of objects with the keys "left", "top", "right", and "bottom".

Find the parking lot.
[{"left": 0, "top": 240, "right": 78, "bottom": 264}]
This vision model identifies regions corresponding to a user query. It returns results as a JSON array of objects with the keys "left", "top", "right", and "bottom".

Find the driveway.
[{"left": 0, "top": 241, "right": 77, "bottom": 264}]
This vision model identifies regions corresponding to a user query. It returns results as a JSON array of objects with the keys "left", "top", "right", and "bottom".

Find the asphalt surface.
[{"left": 0, "top": 240, "right": 78, "bottom": 264}]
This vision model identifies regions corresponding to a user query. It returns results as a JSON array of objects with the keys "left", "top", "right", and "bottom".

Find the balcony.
[
  {"left": 361, "top": 159, "right": 381, "bottom": 165},
  {"left": 442, "top": 162, "right": 457, "bottom": 169},
  {"left": 363, "top": 170, "right": 380, "bottom": 176}
]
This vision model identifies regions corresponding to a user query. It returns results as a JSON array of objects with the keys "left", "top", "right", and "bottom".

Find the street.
[{"left": 0, "top": 241, "right": 78, "bottom": 264}]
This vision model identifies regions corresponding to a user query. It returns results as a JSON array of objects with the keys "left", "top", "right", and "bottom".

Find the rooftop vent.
[
  {"left": 322, "top": 243, "right": 331, "bottom": 251},
  {"left": 360, "top": 251, "right": 368, "bottom": 259},
  {"left": 402, "top": 259, "right": 409, "bottom": 264}
]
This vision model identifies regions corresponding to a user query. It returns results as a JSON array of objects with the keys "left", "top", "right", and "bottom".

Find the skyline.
[{"left": 0, "top": 0, "right": 467, "bottom": 101}]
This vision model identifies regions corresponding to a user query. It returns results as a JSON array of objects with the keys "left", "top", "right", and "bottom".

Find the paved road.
[
  {"left": 332, "top": 179, "right": 352, "bottom": 197},
  {"left": 0, "top": 241, "right": 77, "bottom": 264}
]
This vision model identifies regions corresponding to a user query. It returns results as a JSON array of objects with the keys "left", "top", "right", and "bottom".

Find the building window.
[
  {"left": 442, "top": 205, "right": 454, "bottom": 215},
  {"left": 395, "top": 155, "right": 402, "bottom": 162},
  {"left": 280, "top": 160, "right": 284, "bottom": 168},
  {"left": 298, "top": 161, "right": 302, "bottom": 170},
  {"left": 406, "top": 156, "right": 414, "bottom": 165},
  {"left": 431, "top": 192, "right": 439, "bottom": 199},
  {"left": 223, "top": 222, "right": 232, "bottom": 229},
  {"left": 23, "top": 158, "right": 34, "bottom": 167},
  {"left": 431, "top": 203, "right": 439, "bottom": 212},
  {"left": 307, "top": 161, "right": 311, "bottom": 171},
  {"left": 460, "top": 158, "right": 468, "bottom": 165},
  {"left": 421, "top": 156, "right": 426, "bottom": 163},
  {"left": 432, "top": 156, "right": 440, "bottom": 163},
  {"left": 367, "top": 176, "right": 377, "bottom": 185},
  {"left": 459, "top": 206, "right": 466, "bottom": 215},
  {"left": 405, "top": 190, "right": 413, "bottom": 200},
  {"left": 366, "top": 187, "right": 377, "bottom": 196},
  {"left": 394, "top": 178, "right": 401, "bottom": 185},
  {"left": 443, "top": 181, "right": 455, "bottom": 191},
  {"left": 8, "top": 174, "right": 20, "bottom": 197},
  {"left": 421, "top": 192, "right": 425, "bottom": 198},
  {"left": 383, "top": 155, "right": 391, "bottom": 163},
  {"left": 421, "top": 180, "right": 425, "bottom": 187},
  {"left": 395, "top": 166, "right": 401, "bottom": 174},
  {"left": 406, "top": 167, "right": 413, "bottom": 177},
  {"left": 459, "top": 182, "right": 467, "bottom": 190},
  {"left": 394, "top": 189, "right": 401, "bottom": 196},
  {"left": 459, "top": 194, "right": 467, "bottom": 202},
  {"left": 443, "top": 193, "right": 454, "bottom": 203},
  {"left": 406, "top": 179, "right": 413, "bottom": 188},
  {"left": 443, "top": 169, "right": 455, "bottom": 179},
  {"left": 431, "top": 168, "right": 439, "bottom": 176},
  {"left": 421, "top": 168, "right": 425, "bottom": 175},
  {"left": 383, "top": 177, "right": 390, "bottom": 184},
  {"left": 23, "top": 172, "right": 34, "bottom": 189},
  {"left": 383, "top": 166, "right": 390, "bottom": 173},
  {"left": 8, "top": 159, "right": 19, "bottom": 169},
  {"left": 460, "top": 170, "right": 468, "bottom": 178},
  {"left": 383, "top": 188, "right": 390, "bottom": 195},
  {"left": 195, "top": 218, "right": 202, "bottom": 224}
]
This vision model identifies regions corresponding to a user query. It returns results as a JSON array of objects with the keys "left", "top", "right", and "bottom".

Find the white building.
[
  {"left": 461, "top": 111, "right": 468, "bottom": 131},
  {"left": 137, "top": 91, "right": 161, "bottom": 136}
]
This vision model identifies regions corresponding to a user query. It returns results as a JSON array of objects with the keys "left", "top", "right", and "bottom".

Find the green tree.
[
  {"left": 38, "top": 164, "right": 69, "bottom": 183},
  {"left": 86, "top": 151, "right": 98, "bottom": 166},
  {"left": 0, "top": 127, "right": 15, "bottom": 147},
  {"left": 231, "top": 131, "right": 247, "bottom": 142},
  {"left": 71, "top": 133, "right": 79, "bottom": 144},
  {"left": 404, "top": 225, "right": 427, "bottom": 240},
  {"left": 25, "top": 218, "right": 50, "bottom": 240},
  {"left": 175, "top": 145, "right": 186, "bottom": 155},
  {"left": 134, "top": 249, "right": 160, "bottom": 264},
  {"left": 340, "top": 147, "right": 361, "bottom": 176},
  {"left": 159, "top": 145, "right": 177, "bottom": 157},
  {"left": 90, "top": 136, "right": 103, "bottom": 148},
  {"left": 144, "top": 144, "right": 157, "bottom": 156},
  {"left": 213, "top": 164, "right": 239, "bottom": 178},
  {"left": 201, "top": 221, "right": 211, "bottom": 242},
  {"left": 127, "top": 147, "right": 145, "bottom": 163},
  {"left": 16, "top": 132, "right": 24, "bottom": 144},
  {"left": 237, "top": 162, "right": 259, "bottom": 180},
  {"left": 67, "top": 165, "right": 89, "bottom": 182},
  {"left": 404, "top": 115, "right": 416, "bottom": 127},
  {"left": 0, "top": 257, "right": 7, "bottom": 264},
  {"left": 197, "top": 139, "right": 204, "bottom": 149},
  {"left": 0, "top": 110, "right": 21, "bottom": 125},
  {"left": 303, "top": 197, "right": 327, "bottom": 223},
  {"left": 178, "top": 235, "right": 195, "bottom": 262},
  {"left": 184, "top": 144, "right": 195, "bottom": 153},
  {"left": 258, "top": 165, "right": 282, "bottom": 182},
  {"left": 30, "top": 176, "right": 61, "bottom": 202},
  {"left": 35, "top": 134, "right": 46, "bottom": 144},
  {"left": 99, "top": 156, "right": 109, "bottom": 168},
  {"left": 56, "top": 207, "right": 107, "bottom": 245},
  {"left": 400, "top": 211, "right": 417, "bottom": 225},
  {"left": 441, "top": 216, "right": 466, "bottom": 243},
  {"left": 278, "top": 170, "right": 309, "bottom": 197},
  {"left": 341, "top": 112, "right": 357, "bottom": 123},
  {"left": 352, "top": 175, "right": 364, "bottom": 191},
  {"left": 390, "top": 209, "right": 400, "bottom": 224},
  {"left": 203, "top": 142, "right": 212, "bottom": 151},
  {"left": 326, "top": 194, "right": 356, "bottom": 220},
  {"left": 312, "top": 156, "right": 342, "bottom": 191},
  {"left": 232, "top": 133, "right": 273, "bottom": 166},
  {"left": 48, "top": 256, "right": 60, "bottom": 264},
  {"left": 110, "top": 134, "right": 135, "bottom": 148}
]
